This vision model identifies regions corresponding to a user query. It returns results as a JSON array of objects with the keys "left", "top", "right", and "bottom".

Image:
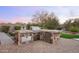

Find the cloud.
[
  {"left": 58, "top": 16, "right": 79, "bottom": 24},
  {"left": 0, "top": 17, "right": 32, "bottom": 24},
  {"left": 0, "top": 18, "right": 6, "bottom": 23},
  {"left": 58, "top": 16, "right": 69, "bottom": 24},
  {"left": 1, "top": 16, "right": 79, "bottom": 24},
  {"left": 11, "top": 17, "right": 32, "bottom": 24}
]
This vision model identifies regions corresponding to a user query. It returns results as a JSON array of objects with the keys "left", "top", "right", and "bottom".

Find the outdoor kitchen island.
[{"left": 15, "top": 29, "right": 61, "bottom": 45}]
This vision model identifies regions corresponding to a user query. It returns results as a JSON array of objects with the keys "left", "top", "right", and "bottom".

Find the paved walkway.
[
  {"left": 0, "top": 39, "right": 79, "bottom": 53},
  {"left": 0, "top": 32, "right": 14, "bottom": 45}
]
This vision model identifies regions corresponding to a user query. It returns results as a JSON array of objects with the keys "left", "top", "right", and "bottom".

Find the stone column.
[
  {"left": 51, "top": 32, "right": 60, "bottom": 44},
  {"left": 17, "top": 32, "right": 21, "bottom": 45},
  {"left": 51, "top": 32, "right": 55, "bottom": 44}
]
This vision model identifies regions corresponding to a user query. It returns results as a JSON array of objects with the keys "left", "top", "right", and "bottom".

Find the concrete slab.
[{"left": 0, "top": 32, "right": 14, "bottom": 45}]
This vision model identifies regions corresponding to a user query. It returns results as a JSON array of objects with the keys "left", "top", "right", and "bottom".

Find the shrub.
[
  {"left": 14, "top": 26, "right": 21, "bottom": 30},
  {"left": 1, "top": 26, "right": 10, "bottom": 33},
  {"left": 69, "top": 26, "right": 79, "bottom": 32},
  {"left": 26, "top": 24, "right": 31, "bottom": 30}
]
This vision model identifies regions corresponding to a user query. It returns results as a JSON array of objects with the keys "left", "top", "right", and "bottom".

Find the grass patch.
[{"left": 61, "top": 32, "right": 79, "bottom": 39}]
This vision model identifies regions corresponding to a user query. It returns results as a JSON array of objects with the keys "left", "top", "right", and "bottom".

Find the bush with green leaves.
[
  {"left": 1, "top": 26, "right": 10, "bottom": 33},
  {"left": 69, "top": 26, "right": 79, "bottom": 32},
  {"left": 14, "top": 26, "right": 21, "bottom": 30},
  {"left": 26, "top": 24, "right": 31, "bottom": 30}
]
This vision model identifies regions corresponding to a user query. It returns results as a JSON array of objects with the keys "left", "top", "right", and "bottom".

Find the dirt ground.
[{"left": 0, "top": 39, "right": 79, "bottom": 53}]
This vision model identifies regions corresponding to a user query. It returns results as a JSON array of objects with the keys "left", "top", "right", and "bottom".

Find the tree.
[
  {"left": 72, "top": 18, "right": 79, "bottom": 27},
  {"left": 42, "top": 17, "right": 59, "bottom": 29},
  {"left": 63, "top": 18, "right": 79, "bottom": 32},
  {"left": 32, "top": 11, "right": 59, "bottom": 29},
  {"left": 63, "top": 19, "right": 72, "bottom": 31}
]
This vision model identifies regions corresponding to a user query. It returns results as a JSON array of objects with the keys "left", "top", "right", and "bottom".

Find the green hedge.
[{"left": 61, "top": 32, "right": 79, "bottom": 39}]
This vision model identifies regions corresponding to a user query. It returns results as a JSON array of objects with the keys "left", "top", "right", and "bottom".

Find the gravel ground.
[{"left": 0, "top": 39, "right": 79, "bottom": 53}]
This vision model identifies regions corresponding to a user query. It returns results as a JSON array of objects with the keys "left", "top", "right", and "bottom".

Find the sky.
[{"left": 0, "top": 6, "right": 79, "bottom": 24}]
